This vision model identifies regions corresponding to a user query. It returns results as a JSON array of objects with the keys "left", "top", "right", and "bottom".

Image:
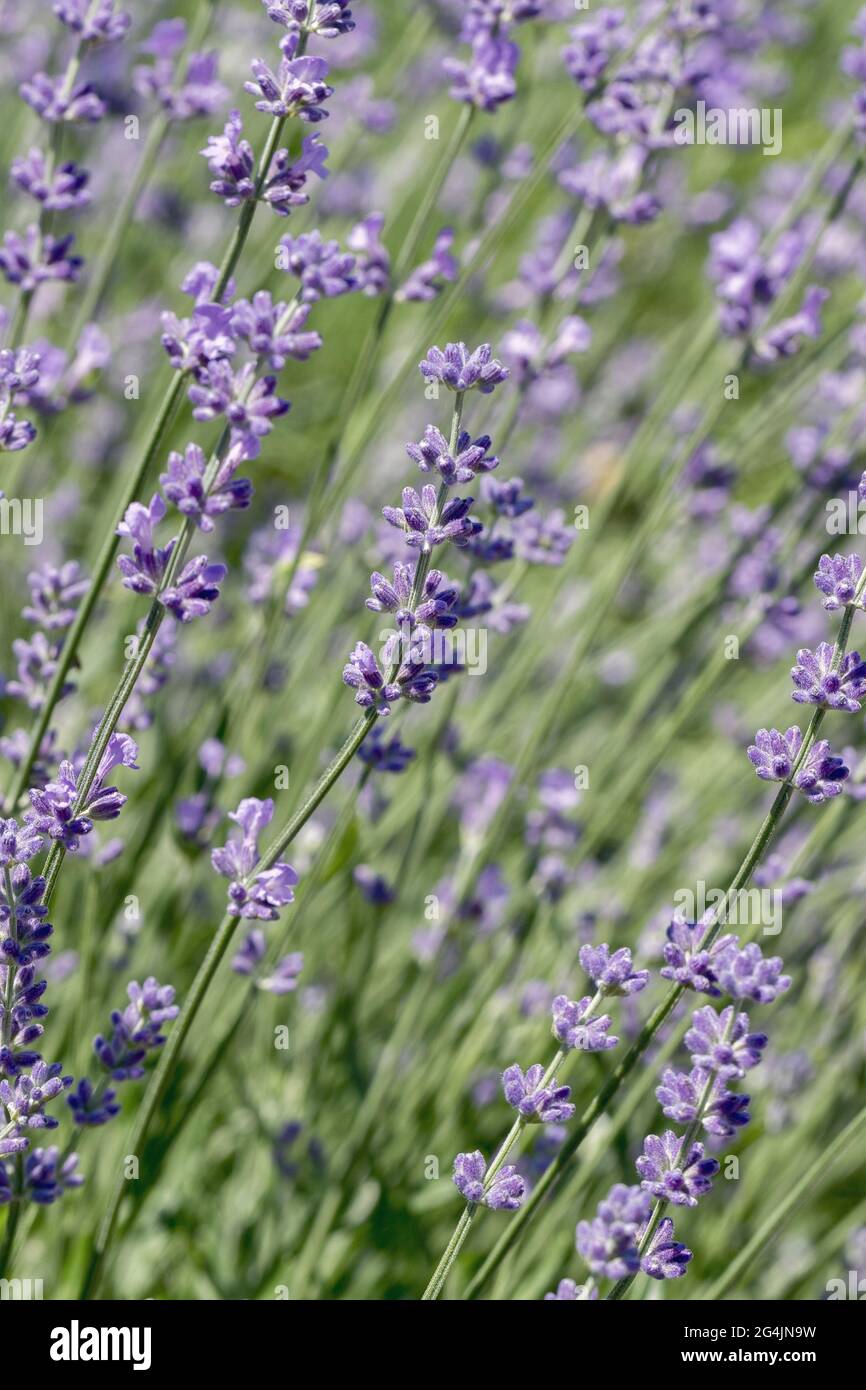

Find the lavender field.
[{"left": 1, "top": 0, "right": 866, "bottom": 1307}]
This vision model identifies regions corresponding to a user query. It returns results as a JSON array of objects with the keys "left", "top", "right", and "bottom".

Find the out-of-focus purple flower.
[
  {"left": 791, "top": 642, "right": 866, "bottom": 712},
  {"left": 452, "top": 1149, "right": 525, "bottom": 1209},
  {"left": 754, "top": 287, "right": 829, "bottom": 365},
  {"left": 232, "top": 928, "right": 266, "bottom": 976},
  {"left": 200, "top": 109, "right": 255, "bottom": 205},
  {"left": 159, "top": 442, "right": 252, "bottom": 532},
  {"left": 544, "top": 1278, "right": 583, "bottom": 1300},
  {"left": 11, "top": 149, "right": 90, "bottom": 211},
  {"left": 406, "top": 426, "right": 498, "bottom": 484},
  {"left": 576, "top": 1183, "right": 650, "bottom": 1279},
  {"left": 352, "top": 864, "right": 395, "bottom": 905},
  {"left": 212, "top": 798, "right": 298, "bottom": 920},
  {"left": 66, "top": 1076, "right": 120, "bottom": 1127},
  {"left": 513, "top": 508, "right": 573, "bottom": 565},
  {"left": 347, "top": 213, "right": 390, "bottom": 295},
  {"left": 357, "top": 726, "right": 415, "bottom": 774},
  {"left": 659, "top": 913, "right": 737, "bottom": 997},
  {"left": 135, "top": 46, "right": 227, "bottom": 121},
  {"left": 563, "top": 10, "right": 628, "bottom": 92},
  {"left": 641, "top": 1218, "right": 692, "bottom": 1280},
  {"left": 382, "top": 485, "right": 480, "bottom": 551},
  {"left": 20, "top": 72, "right": 106, "bottom": 123},
  {"left": 636, "top": 1131, "right": 719, "bottom": 1207},
  {"left": 22, "top": 1147, "right": 82, "bottom": 1204},
  {"left": 747, "top": 727, "right": 849, "bottom": 802},
  {"left": 278, "top": 229, "right": 357, "bottom": 300},
  {"left": 419, "top": 342, "right": 509, "bottom": 395},
  {"left": 245, "top": 33, "right": 333, "bottom": 120},
  {"left": 445, "top": 35, "right": 520, "bottom": 112},
  {"left": 397, "top": 228, "right": 458, "bottom": 302},
  {"left": 22, "top": 562, "right": 89, "bottom": 631},
  {"left": 502, "top": 1062, "right": 574, "bottom": 1123},
  {"left": 482, "top": 475, "right": 534, "bottom": 518},
  {"left": 54, "top": 0, "right": 131, "bottom": 43},
  {"left": 814, "top": 553, "right": 864, "bottom": 610},
  {"left": 260, "top": 951, "right": 304, "bottom": 994},
  {"left": 0, "top": 227, "right": 82, "bottom": 290},
  {"left": 686, "top": 1006, "right": 767, "bottom": 1078},
  {"left": 551, "top": 994, "right": 617, "bottom": 1052},
  {"left": 579, "top": 944, "right": 649, "bottom": 996}
]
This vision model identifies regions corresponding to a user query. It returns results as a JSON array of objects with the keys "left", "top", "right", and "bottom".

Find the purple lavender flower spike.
[
  {"left": 23, "top": 562, "right": 89, "bottom": 631},
  {"left": 576, "top": 1183, "right": 650, "bottom": 1279},
  {"left": 245, "top": 33, "right": 334, "bottom": 121},
  {"left": 791, "top": 643, "right": 866, "bottom": 712},
  {"left": 406, "top": 426, "right": 499, "bottom": 484},
  {"left": 23, "top": 1147, "right": 83, "bottom": 1204},
  {"left": 419, "top": 342, "right": 509, "bottom": 395},
  {"left": 161, "top": 300, "right": 236, "bottom": 377},
  {"left": 28, "top": 734, "right": 139, "bottom": 850},
  {"left": 544, "top": 1279, "right": 581, "bottom": 1300},
  {"left": 260, "top": 951, "right": 304, "bottom": 995},
  {"left": 685, "top": 1005, "right": 768, "bottom": 1079},
  {"left": 655, "top": 1067, "right": 751, "bottom": 1138},
  {"left": 263, "top": 134, "right": 329, "bottom": 215},
  {"left": 160, "top": 442, "right": 252, "bottom": 532},
  {"left": 452, "top": 1150, "right": 525, "bottom": 1209},
  {"left": 11, "top": 150, "right": 90, "bottom": 211},
  {"left": 0, "top": 227, "right": 83, "bottom": 290},
  {"left": 212, "top": 798, "right": 298, "bottom": 920},
  {"left": 342, "top": 641, "right": 438, "bottom": 714},
  {"left": 714, "top": 941, "right": 791, "bottom": 1005},
  {"left": 160, "top": 557, "right": 228, "bottom": 623},
  {"left": 747, "top": 727, "right": 849, "bottom": 802},
  {"left": 659, "top": 913, "right": 737, "bottom": 996},
  {"left": 348, "top": 213, "right": 390, "bottom": 296},
  {"left": 445, "top": 35, "right": 520, "bottom": 112},
  {"left": 636, "top": 1131, "right": 719, "bottom": 1207},
  {"left": 54, "top": 0, "right": 131, "bottom": 43},
  {"left": 0, "top": 1062, "right": 73, "bottom": 1138},
  {"left": 277, "top": 230, "right": 357, "bottom": 300},
  {"left": 116, "top": 493, "right": 174, "bottom": 595},
  {"left": 397, "top": 228, "right": 458, "bottom": 303},
  {"left": 366, "top": 563, "right": 458, "bottom": 637},
  {"left": 814, "top": 554, "right": 864, "bottom": 610},
  {"left": 356, "top": 726, "right": 415, "bottom": 773},
  {"left": 579, "top": 944, "right": 649, "bottom": 996},
  {"left": 382, "top": 486, "right": 481, "bottom": 551},
  {"left": 513, "top": 509, "right": 573, "bottom": 566},
  {"left": 92, "top": 978, "right": 180, "bottom": 1081},
  {"left": 67, "top": 1077, "right": 120, "bottom": 1127},
  {"left": 232, "top": 929, "right": 266, "bottom": 976},
  {"left": 754, "top": 287, "right": 829, "bottom": 365},
  {"left": 19, "top": 73, "right": 106, "bottom": 124},
  {"left": 563, "top": 10, "right": 627, "bottom": 92},
  {"left": 640, "top": 1218, "right": 692, "bottom": 1280},
  {"left": 231, "top": 294, "right": 322, "bottom": 367},
  {"left": 502, "top": 1063, "right": 575, "bottom": 1124},
  {"left": 551, "top": 994, "right": 617, "bottom": 1052},
  {"left": 201, "top": 110, "right": 256, "bottom": 206}
]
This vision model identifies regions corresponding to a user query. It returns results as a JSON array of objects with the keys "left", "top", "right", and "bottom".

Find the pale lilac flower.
[
  {"left": 551, "top": 995, "right": 617, "bottom": 1052},
  {"left": 685, "top": 1005, "right": 768, "bottom": 1079},
  {"left": 576, "top": 1183, "right": 650, "bottom": 1279},
  {"left": 715, "top": 941, "right": 791, "bottom": 1005},
  {"left": 245, "top": 33, "right": 333, "bottom": 120},
  {"left": 791, "top": 643, "right": 866, "bottom": 712},
  {"left": 747, "top": 727, "right": 849, "bottom": 802},
  {"left": 231, "top": 294, "right": 322, "bottom": 367},
  {"left": 501, "top": 1063, "right": 574, "bottom": 1123},
  {"left": 641, "top": 1218, "right": 692, "bottom": 1280},
  {"left": 814, "top": 553, "right": 864, "bottom": 610},
  {"left": 452, "top": 1149, "right": 525, "bottom": 1209},
  {"left": 211, "top": 798, "right": 298, "bottom": 920},
  {"left": 659, "top": 913, "right": 737, "bottom": 996},
  {"left": 419, "top": 342, "right": 509, "bottom": 395},
  {"left": 579, "top": 944, "right": 649, "bottom": 996},
  {"left": 636, "top": 1131, "right": 719, "bottom": 1207},
  {"left": 406, "top": 426, "right": 498, "bottom": 484}
]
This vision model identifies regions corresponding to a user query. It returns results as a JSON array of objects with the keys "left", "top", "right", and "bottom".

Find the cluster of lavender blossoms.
[{"left": 451, "top": 942, "right": 648, "bottom": 1216}]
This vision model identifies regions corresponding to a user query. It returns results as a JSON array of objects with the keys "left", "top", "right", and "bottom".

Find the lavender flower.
[
  {"left": 28, "top": 734, "right": 139, "bottom": 851},
  {"left": 397, "top": 228, "right": 458, "bottom": 303},
  {"left": 637, "top": 1132, "right": 719, "bottom": 1207},
  {"left": 579, "top": 944, "right": 649, "bottom": 996},
  {"left": 452, "top": 1149, "right": 525, "bottom": 1209},
  {"left": 211, "top": 798, "right": 298, "bottom": 920},
  {"left": 640, "top": 1218, "right": 692, "bottom": 1280},
  {"left": 356, "top": 726, "right": 415, "bottom": 773},
  {"left": 419, "top": 342, "right": 509, "bottom": 395},
  {"left": 551, "top": 994, "right": 617, "bottom": 1052},
  {"left": 382, "top": 486, "right": 480, "bottom": 551},
  {"left": 655, "top": 1067, "right": 751, "bottom": 1137},
  {"left": 814, "top": 554, "right": 864, "bottom": 610},
  {"left": 501, "top": 1063, "right": 575, "bottom": 1123},
  {"left": 116, "top": 494, "right": 175, "bottom": 596},
  {"left": 347, "top": 213, "right": 390, "bottom": 295},
  {"left": 230, "top": 294, "right": 322, "bottom": 367},
  {"left": 160, "top": 556, "right": 228, "bottom": 623},
  {"left": 0, "top": 227, "right": 82, "bottom": 290},
  {"left": 747, "top": 727, "right": 850, "bottom": 802},
  {"left": 91, "top": 978, "right": 179, "bottom": 1081},
  {"left": 406, "top": 426, "right": 498, "bottom": 484},
  {"left": 791, "top": 643, "right": 866, "bottom": 712},
  {"left": 53, "top": 0, "right": 131, "bottom": 43},
  {"left": 685, "top": 1005, "right": 768, "bottom": 1079},
  {"left": 576, "top": 1183, "right": 650, "bottom": 1279},
  {"left": 714, "top": 942, "right": 791, "bottom": 1005},
  {"left": 19, "top": 73, "right": 106, "bottom": 124},
  {"left": 22, "top": 1147, "right": 82, "bottom": 1204},
  {"left": 445, "top": 35, "right": 520, "bottom": 112},
  {"left": 159, "top": 442, "right": 252, "bottom": 532},
  {"left": 366, "top": 563, "right": 458, "bottom": 636},
  {"left": 11, "top": 150, "right": 90, "bottom": 211},
  {"left": 659, "top": 913, "right": 737, "bottom": 996},
  {"left": 342, "top": 641, "right": 438, "bottom": 713},
  {"left": 544, "top": 1278, "right": 581, "bottom": 1300},
  {"left": 277, "top": 230, "right": 357, "bottom": 300},
  {"left": 245, "top": 33, "right": 333, "bottom": 121}
]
